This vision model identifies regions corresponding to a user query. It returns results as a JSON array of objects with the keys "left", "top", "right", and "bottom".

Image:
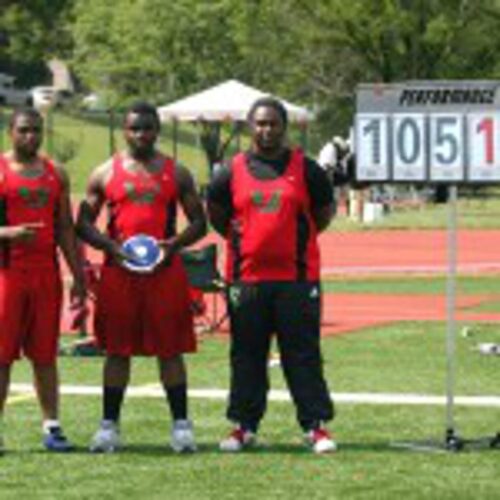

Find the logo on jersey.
[
  {"left": 251, "top": 190, "right": 282, "bottom": 213},
  {"left": 124, "top": 181, "right": 160, "bottom": 204},
  {"left": 228, "top": 285, "right": 241, "bottom": 308},
  {"left": 17, "top": 186, "right": 50, "bottom": 208}
]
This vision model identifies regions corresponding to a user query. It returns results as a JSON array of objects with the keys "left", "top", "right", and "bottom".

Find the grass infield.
[{"left": 2, "top": 320, "right": 499, "bottom": 499}]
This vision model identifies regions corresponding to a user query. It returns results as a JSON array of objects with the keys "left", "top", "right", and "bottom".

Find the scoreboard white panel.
[
  {"left": 428, "top": 114, "right": 465, "bottom": 182},
  {"left": 356, "top": 81, "right": 500, "bottom": 183},
  {"left": 355, "top": 114, "right": 389, "bottom": 181},
  {"left": 467, "top": 113, "right": 500, "bottom": 181},
  {"left": 392, "top": 114, "right": 426, "bottom": 181}
]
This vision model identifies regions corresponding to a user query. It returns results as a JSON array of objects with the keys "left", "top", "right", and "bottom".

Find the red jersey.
[
  {"left": 104, "top": 154, "right": 177, "bottom": 249},
  {"left": 227, "top": 149, "right": 320, "bottom": 282},
  {"left": 0, "top": 154, "right": 62, "bottom": 270}
]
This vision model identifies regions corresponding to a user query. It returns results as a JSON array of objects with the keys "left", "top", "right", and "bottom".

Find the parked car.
[
  {"left": 81, "top": 92, "right": 108, "bottom": 111},
  {"left": 0, "top": 73, "right": 31, "bottom": 106},
  {"left": 30, "top": 86, "right": 73, "bottom": 110}
]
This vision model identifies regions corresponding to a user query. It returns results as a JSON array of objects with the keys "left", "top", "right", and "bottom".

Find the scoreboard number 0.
[{"left": 392, "top": 114, "right": 426, "bottom": 181}]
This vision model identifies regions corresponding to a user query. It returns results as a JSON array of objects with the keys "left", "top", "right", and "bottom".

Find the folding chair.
[{"left": 181, "top": 243, "right": 227, "bottom": 333}]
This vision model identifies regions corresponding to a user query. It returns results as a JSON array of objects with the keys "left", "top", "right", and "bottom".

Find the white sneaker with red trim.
[
  {"left": 305, "top": 427, "right": 337, "bottom": 453},
  {"left": 219, "top": 427, "right": 257, "bottom": 452}
]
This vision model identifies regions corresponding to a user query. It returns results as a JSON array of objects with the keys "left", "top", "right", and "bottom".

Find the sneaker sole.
[
  {"left": 171, "top": 443, "right": 197, "bottom": 453},
  {"left": 90, "top": 446, "right": 119, "bottom": 453},
  {"left": 219, "top": 440, "right": 256, "bottom": 452},
  {"left": 45, "top": 443, "right": 75, "bottom": 453}
]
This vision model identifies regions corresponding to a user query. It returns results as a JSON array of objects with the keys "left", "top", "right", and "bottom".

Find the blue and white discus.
[{"left": 122, "top": 234, "right": 164, "bottom": 273}]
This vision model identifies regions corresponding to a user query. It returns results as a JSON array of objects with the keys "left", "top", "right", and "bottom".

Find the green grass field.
[
  {"left": 1, "top": 109, "right": 499, "bottom": 499},
  {"left": 3, "top": 307, "right": 499, "bottom": 499},
  {"left": 324, "top": 274, "right": 500, "bottom": 296}
]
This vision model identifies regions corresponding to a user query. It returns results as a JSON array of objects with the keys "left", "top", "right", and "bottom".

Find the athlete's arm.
[
  {"left": 160, "top": 164, "right": 207, "bottom": 260},
  {"left": 206, "top": 164, "right": 232, "bottom": 236},
  {"left": 0, "top": 221, "right": 45, "bottom": 242},
  {"left": 305, "top": 158, "right": 335, "bottom": 233},
  {"left": 53, "top": 163, "right": 86, "bottom": 306},
  {"left": 76, "top": 161, "right": 129, "bottom": 262}
]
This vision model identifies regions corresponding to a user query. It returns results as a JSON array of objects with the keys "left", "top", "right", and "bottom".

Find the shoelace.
[
  {"left": 311, "top": 428, "right": 331, "bottom": 442},
  {"left": 48, "top": 427, "right": 67, "bottom": 442},
  {"left": 231, "top": 428, "right": 246, "bottom": 442}
]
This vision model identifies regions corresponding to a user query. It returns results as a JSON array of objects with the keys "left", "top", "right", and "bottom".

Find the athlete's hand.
[
  {"left": 158, "top": 238, "right": 179, "bottom": 266},
  {"left": 70, "top": 278, "right": 87, "bottom": 308},
  {"left": 69, "top": 279, "right": 88, "bottom": 330},
  {"left": 6, "top": 222, "right": 45, "bottom": 243},
  {"left": 108, "top": 240, "right": 141, "bottom": 267}
]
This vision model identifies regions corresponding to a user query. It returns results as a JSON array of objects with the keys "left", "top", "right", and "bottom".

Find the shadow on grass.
[{"left": 5, "top": 438, "right": 497, "bottom": 457}]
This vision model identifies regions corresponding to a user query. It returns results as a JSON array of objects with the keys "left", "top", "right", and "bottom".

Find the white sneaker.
[
  {"left": 90, "top": 421, "right": 121, "bottom": 453},
  {"left": 305, "top": 427, "right": 337, "bottom": 454},
  {"left": 219, "top": 427, "right": 257, "bottom": 452},
  {"left": 171, "top": 419, "right": 196, "bottom": 453}
]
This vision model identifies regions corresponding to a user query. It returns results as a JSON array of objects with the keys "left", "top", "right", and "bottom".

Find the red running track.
[{"left": 62, "top": 229, "right": 500, "bottom": 336}]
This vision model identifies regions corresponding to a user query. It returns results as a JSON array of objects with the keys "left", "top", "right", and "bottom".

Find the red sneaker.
[
  {"left": 305, "top": 427, "right": 337, "bottom": 453},
  {"left": 219, "top": 427, "right": 257, "bottom": 452}
]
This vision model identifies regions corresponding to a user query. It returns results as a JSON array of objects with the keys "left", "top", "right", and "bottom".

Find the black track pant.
[{"left": 226, "top": 281, "right": 334, "bottom": 431}]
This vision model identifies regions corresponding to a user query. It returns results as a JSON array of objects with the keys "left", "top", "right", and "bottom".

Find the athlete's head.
[
  {"left": 9, "top": 107, "right": 44, "bottom": 160},
  {"left": 123, "top": 101, "right": 161, "bottom": 160},
  {"left": 247, "top": 97, "right": 288, "bottom": 158}
]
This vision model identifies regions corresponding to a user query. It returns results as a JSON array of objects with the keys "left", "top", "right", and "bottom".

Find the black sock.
[
  {"left": 241, "top": 421, "right": 258, "bottom": 433},
  {"left": 103, "top": 386, "right": 125, "bottom": 422},
  {"left": 300, "top": 420, "right": 320, "bottom": 432},
  {"left": 164, "top": 383, "right": 187, "bottom": 421}
]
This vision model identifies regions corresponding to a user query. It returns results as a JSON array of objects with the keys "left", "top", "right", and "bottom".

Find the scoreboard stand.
[{"left": 355, "top": 81, "right": 500, "bottom": 452}]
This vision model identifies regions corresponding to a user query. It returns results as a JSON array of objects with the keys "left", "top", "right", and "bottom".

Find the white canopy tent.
[{"left": 157, "top": 79, "right": 313, "bottom": 123}]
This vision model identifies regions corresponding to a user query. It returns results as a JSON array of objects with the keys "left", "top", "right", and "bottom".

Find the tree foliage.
[
  {"left": 0, "top": 0, "right": 74, "bottom": 85},
  {"left": 3, "top": 0, "right": 500, "bottom": 141},
  {"left": 281, "top": 0, "right": 500, "bottom": 138},
  {"left": 71, "top": 0, "right": 241, "bottom": 106}
]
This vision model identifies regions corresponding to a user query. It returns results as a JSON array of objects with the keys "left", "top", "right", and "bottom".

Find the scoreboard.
[{"left": 355, "top": 81, "right": 500, "bottom": 183}]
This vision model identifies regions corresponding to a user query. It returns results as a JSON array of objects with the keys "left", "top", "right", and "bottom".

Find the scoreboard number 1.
[
  {"left": 355, "top": 114, "right": 389, "bottom": 181},
  {"left": 468, "top": 113, "right": 500, "bottom": 180}
]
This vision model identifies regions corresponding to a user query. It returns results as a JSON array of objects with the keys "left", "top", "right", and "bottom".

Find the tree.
[
  {"left": 71, "top": 0, "right": 241, "bottom": 105},
  {"left": 265, "top": 0, "right": 500, "bottom": 143},
  {"left": 0, "top": 0, "right": 74, "bottom": 85},
  {"left": 69, "top": 0, "right": 500, "bottom": 145}
]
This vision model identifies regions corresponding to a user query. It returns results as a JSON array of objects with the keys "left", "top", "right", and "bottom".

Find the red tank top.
[
  {"left": 104, "top": 154, "right": 177, "bottom": 245},
  {"left": 227, "top": 149, "right": 320, "bottom": 282},
  {"left": 0, "top": 154, "right": 62, "bottom": 270}
]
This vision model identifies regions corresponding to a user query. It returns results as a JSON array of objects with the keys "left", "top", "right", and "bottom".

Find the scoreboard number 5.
[{"left": 428, "top": 114, "right": 464, "bottom": 181}]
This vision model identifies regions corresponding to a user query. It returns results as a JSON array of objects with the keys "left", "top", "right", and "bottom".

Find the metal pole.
[
  {"left": 445, "top": 184, "right": 461, "bottom": 450},
  {"left": 45, "top": 107, "right": 54, "bottom": 156},
  {"left": 173, "top": 119, "right": 178, "bottom": 163},
  {"left": 0, "top": 107, "right": 4, "bottom": 151},
  {"left": 300, "top": 123, "right": 307, "bottom": 150},
  {"left": 109, "top": 108, "right": 116, "bottom": 155}
]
